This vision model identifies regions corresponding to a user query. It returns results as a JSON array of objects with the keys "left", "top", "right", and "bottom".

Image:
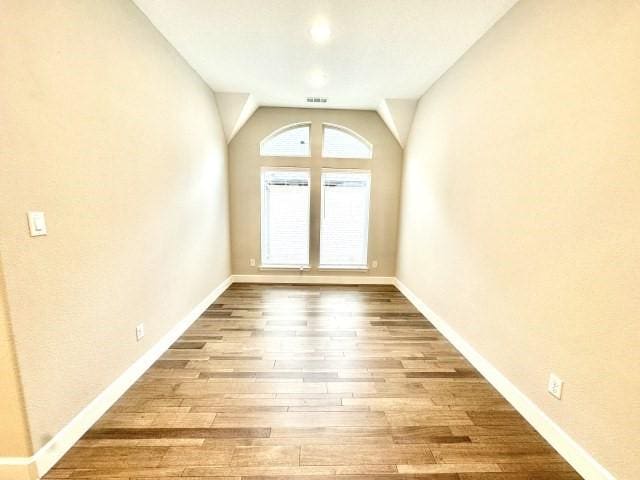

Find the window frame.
[
  {"left": 259, "top": 122, "right": 312, "bottom": 158},
  {"left": 321, "top": 123, "right": 373, "bottom": 160},
  {"left": 260, "top": 166, "right": 311, "bottom": 269},
  {"left": 318, "top": 168, "right": 372, "bottom": 270}
]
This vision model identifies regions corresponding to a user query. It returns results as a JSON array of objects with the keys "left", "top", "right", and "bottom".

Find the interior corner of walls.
[
  {"left": 376, "top": 99, "right": 402, "bottom": 147},
  {"left": 229, "top": 94, "right": 259, "bottom": 142},
  {"left": 214, "top": 91, "right": 259, "bottom": 143},
  {"left": 382, "top": 98, "right": 419, "bottom": 149}
]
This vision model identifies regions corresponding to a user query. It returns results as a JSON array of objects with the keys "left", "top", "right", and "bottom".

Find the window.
[
  {"left": 260, "top": 123, "right": 310, "bottom": 157},
  {"left": 319, "top": 170, "right": 371, "bottom": 268},
  {"left": 261, "top": 168, "right": 310, "bottom": 267},
  {"left": 322, "top": 124, "right": 372, "bottom": 159}
]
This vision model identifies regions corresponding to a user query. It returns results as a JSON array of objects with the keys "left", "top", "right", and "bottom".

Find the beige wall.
[
  {"left": 0, "top": 259, "right": 32, "bottom": 458},
  {"left": 0, "top": 0, "right": 230, "bottom": 453},
  {"left": 396, "top": 1, "right": 640, "bottom": 478},
  {"left": 229, "top": 107, "right": 402, "bottom": 277}
]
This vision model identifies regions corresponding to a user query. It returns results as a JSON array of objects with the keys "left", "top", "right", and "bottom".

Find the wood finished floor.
[{"left": 45, "top": 284, "right": 582, "bottom": 480}]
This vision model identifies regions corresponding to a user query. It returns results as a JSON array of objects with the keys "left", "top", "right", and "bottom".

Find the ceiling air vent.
[{"left": 306, "top": 97, "right": 328, "bottom": 104}]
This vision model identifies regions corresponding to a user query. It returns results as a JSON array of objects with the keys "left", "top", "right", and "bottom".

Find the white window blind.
[
  {"left": 322, "top": 125, "right": 372, "bottom": 159},
  {"left": 319, "top": 170, "right": 371, "bottom": 267},
  {"left": 261, "top": 168, "right": 310, "bottom": 266},
  {"left": 260, "top": 123, "right": 310, "bottom": 157}
]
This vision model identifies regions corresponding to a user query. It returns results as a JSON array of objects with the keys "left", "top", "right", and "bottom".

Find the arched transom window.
[
  {"left": 322, "top": 124, "right": 373, "bottom": 159},
  {"left": 260, "top": 122, "right": 311, "bottom": 157}
]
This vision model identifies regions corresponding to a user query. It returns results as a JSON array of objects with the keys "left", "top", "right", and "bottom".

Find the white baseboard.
[
  {"left": 0, "top": 275, "right": 232, "bottom": 480},
  {"left": 1, "top": 274, "right": 614, "bottom": 480},
  {"left": 393, "top": 278, "right": 615, "bottom": 480},
  {"left": 231, "top": 274, "right": 395, "bottom": 285}
]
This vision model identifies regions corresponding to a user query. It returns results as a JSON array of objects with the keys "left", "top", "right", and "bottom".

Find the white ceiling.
[{"left": 133, "top": 0, "right": 518, "bottom": 111}]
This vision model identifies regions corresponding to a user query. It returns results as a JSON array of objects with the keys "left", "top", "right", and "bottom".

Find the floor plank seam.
[{"left": 43, "top": 284, "right": 583, "bottom": 479}]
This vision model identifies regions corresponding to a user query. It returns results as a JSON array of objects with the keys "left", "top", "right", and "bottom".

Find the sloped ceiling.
[
  {"left": 378, "top": 99, "right": 418, "bottom": 148},
  {"left": 134, "top": 0, "right": 519, "bottom": 140},
  {"left": 214, "top": 92, "right": 258, "bottom": 142}
]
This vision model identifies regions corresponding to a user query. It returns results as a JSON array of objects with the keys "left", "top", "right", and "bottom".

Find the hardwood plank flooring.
[{"left": 44, "top": 283, "right": 581, "bottom": 479}]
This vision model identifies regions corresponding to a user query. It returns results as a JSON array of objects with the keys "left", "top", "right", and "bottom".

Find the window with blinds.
[
  {"left": 260, "top": 123, "right": 311, "bottom": 157},
  {"left": 261, "top": 168, "right": 310, "bottom": 266},
  {"left": 319, "top": 170, "right": 371, "bottom": 268},
  {"left": 322, "top": 124, "right": 372, "bottom": 159}
]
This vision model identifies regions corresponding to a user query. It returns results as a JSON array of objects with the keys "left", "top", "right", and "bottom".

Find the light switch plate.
[{"left": 27, "top": 211, "right": 47, "bottom": 236}]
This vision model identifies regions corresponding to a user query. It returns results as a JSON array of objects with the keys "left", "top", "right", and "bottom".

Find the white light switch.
[{"left": 27, "top": 211, "right": 47, "bottom": 236}]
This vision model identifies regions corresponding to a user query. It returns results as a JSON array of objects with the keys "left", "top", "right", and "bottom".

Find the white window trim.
[
  {"left": 259, "top": 122, "right": 312, "bottom": 158},
  {"left": 260, "top": 166, "right": 311, "bottom": 267},
  {"left": 318, "top": 168, "right": 372, "bottom": 269},
  {"left": 317, "top": 265, "right": 369, "bottom": 271},
  {"left": 259, "top": 265, "right": 311, "bottom": 271},
  {"left": 321, "top": 123, "right": 373, "bottom": 159}
]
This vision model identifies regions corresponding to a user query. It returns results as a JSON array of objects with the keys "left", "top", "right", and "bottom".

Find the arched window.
[
  {"left": 260, "top": 122, "right": 311, "bottom": 157},
  {"left": 322, "top": 124, "right": 372, "bottom": 159}
]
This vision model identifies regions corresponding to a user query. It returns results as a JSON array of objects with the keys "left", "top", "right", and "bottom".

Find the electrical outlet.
[
  {"left": 371, "top": 260, "right": 378, "bottom": 269},
  {"left": 136, "top": 323, "right": 145, "bottom": 342},
  {"left": 548, "top": 373, "right": 563, "bottom": 399},
  {"left": 249, "top": 258, "right": 256, "bottom": 267}
]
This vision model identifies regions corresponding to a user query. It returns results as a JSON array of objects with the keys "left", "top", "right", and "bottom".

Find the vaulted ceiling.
[{"left": 133, "top": 0, "right": 518, "bottom": 143}]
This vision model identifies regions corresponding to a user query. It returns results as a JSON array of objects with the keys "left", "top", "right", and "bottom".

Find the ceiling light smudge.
[
  {"left": 310, "top": 21, "right": 331, "bottom": 44},
  {"left": 308, "top": 69, "right": 328, "bottom": 88}
]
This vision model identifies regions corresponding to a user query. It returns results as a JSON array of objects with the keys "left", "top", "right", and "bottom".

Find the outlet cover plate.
[
  {"left": 136, "top": 324, "right": 145, "bottom": 342},
  {"left": 548, "top": 373, "right": 563, "bottom": 399}
]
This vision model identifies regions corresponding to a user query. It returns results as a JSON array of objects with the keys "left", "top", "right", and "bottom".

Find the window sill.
[
  {"left": 317, "top": 265, "right": 369, "bottom": 271},
  {"left": 259, "top": 265, "right": 311, "bottom": 271},
  {"left": 321, "top": 155, "right": 372, "bottom": 160},
  {"left": 260, "top": 154, "right": 312, "bottom": 158}
]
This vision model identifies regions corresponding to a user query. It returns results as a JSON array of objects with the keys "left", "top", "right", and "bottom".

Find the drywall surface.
[
  {"left": 0, "top": 0, "right": 230, "bottom": 452},
  {"left": 396, "top": 1, "right": 640, "bottom": 478},
  {"left": 0, "top": 259, "right": 32, "bottom": 457},
  {"left": 229, "top": 107, "right": 402, "bottom": 277}
]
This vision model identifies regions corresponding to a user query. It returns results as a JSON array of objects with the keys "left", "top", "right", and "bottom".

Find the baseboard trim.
[
  {"left": 393, "top": 278, "right": 615, "bottom": 480},
  {"left": 0, "top": 275, "right": 232, "bottom": 479},
  {"left": 1, "top": 275, "right": 614, "bottom": 480},
  {"left": 231, "top": 274, "right": 395, "bottom": 285}
]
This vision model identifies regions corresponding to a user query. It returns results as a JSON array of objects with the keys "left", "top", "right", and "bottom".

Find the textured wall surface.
[
  {"left": 0, "top": 0, "right": 231, "bottom": 452},
  {"left": 396, "top": 1, "right": 640, "bottom": 478},
  {"left": 229, "top": 107, "right": 402, "bottom": 277},
  {"left": 0, "top": 260, "right": 32, "bottom": 457}
]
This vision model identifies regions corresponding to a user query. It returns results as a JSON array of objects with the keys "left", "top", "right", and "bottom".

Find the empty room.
[{"left": 1, "top": 1, "right": 638, "bottom": 479}]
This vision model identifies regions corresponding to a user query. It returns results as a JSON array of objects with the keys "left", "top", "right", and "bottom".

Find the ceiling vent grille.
[{"left": 306, "top": 97, "right": 328, "bottom": 103}]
